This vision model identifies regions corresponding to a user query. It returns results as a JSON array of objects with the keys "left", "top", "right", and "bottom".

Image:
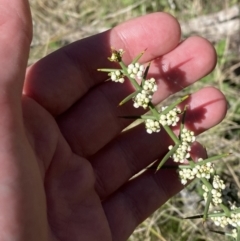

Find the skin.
[{"left": 0, "top": 0, "right": 227, "bottom": 241}]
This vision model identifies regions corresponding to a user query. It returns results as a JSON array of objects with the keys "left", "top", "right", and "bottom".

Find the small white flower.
[
  {"left": 213, "top": 175, "right": 225, "bottom": 190},
  {"left": 194, "top": 159, "right": 215, "bottom": 179},
  {"left": 110, "top": 70, "right": 125, "bottom": 83},
  {"left": 127, "top": 62, "right": 145, "bottom": 79},
  {"left": 159, "top": 106, "right": 181, "bottom": 127},
  {"left": 231, "top": 229, "right": 237, "bottom": 238},
  {"left": 181, "top": 128, "right": 196, "bottom": 143},
  {"left": 133, "top": 78, "right": 157, "bottom": 109},
  {"left": 206, "top": 175, "right": 226, "bottom": 206},
  {"left": 172, "top": 143, "right": 190, "bottom": 163},
  {"left": 145, "top": 119, "right": 161, "bottom": 134},
  {"left": 178, "top": 168, "right": 195, "bottom": 184},
  {"left": 169, "top": 128, "right": 195, "bottom": 163},
  {"left": 210, "top": 207, "right": 240, "bottom": 230}
]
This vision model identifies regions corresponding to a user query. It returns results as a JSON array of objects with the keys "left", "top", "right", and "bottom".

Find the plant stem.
[{"left": 203, "top": 192, "right": 212, "bottom": 221}]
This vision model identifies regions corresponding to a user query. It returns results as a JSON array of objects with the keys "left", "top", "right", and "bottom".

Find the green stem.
[
  {"left": 208, "top": 207, "right": 240, "bottom": 218},
  {"left": 203, "top": 191, "right": 212, "bottom": 221},
  {"left": 219, "top": 203, "right": 231, "bottom": 217},
  {"left": 201, "top": 177, "right": 213, "bottom": 221},
  {"left": 201, "top": 177, "right": 212, "bottom": 190},
  {"left": 132, "top": 50, "right": 146, "bottom": 64},
  {"left": 196, "top": 153, "right": 230, "bottom": 166},
  {"left": 237, "top": 228, "right": 240, "bottom": 241},
  {"left": 163, "top": 125, "right": 180, "bottom": 144},
  {"left": 149, "top": 103, "right": 160, "bottom": 119},
  {"left": 140, "top": 115, "right": 158, "bottom": 120},
  {"left": 188, "top": 160, "right": 196, "bottom": 168}
]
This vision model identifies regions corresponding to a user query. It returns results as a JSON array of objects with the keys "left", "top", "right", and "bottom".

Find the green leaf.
[
  {"left": 156, "top": 144, "right": 179, "bottom": 171},
  {"left": 196, "top": 153, "right": 230, "bottom": 166},
  {"left": 161, "top": 95, "right": 189, "bottom": 116},
  {"left": 97, "top": 68, "right": 121, "bottom": 72},
  {"left": 219, "top": 203, "right": 231, "bottom": 217},
  {"left": 162, "top": 125, "right": 180, "bottom": 144},
  {"left": 139, "top": 115, "right": 157, "bottom": 120},
  {"left": 131, "top": 49, "right": 146, "bottom": 64},
  {"left": 119, "top": 90, "right": 140, "bottom": 106}
]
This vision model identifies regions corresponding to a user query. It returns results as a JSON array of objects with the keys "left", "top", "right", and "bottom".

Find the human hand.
[{"left": 0, "top": 1, "right": 227, "bottom": 240}]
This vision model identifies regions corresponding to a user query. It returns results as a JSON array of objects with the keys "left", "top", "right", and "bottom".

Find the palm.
[
  {"left": 0, "top": 2, "right": 227, "bottom": 241},
  {"left": 22, "top": 98, "right": 111, "bottom": 240}
]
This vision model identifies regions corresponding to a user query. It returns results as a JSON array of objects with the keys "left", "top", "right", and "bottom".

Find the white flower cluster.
[
  {"left": 229, "top": 212, "right": 240, "bottom": 227},
  {"left": 181, "top": 128, "right": 196, "bottom": 143},
  {"left": 127, "top": 62, "right": 145, "bottom": 79},
  {"left": 169, "top": 143, "right": 191, "bottom": 163},
  {"left": 169, "top": 128, "right": 196, "bottom": 163},
  {"left": 159, "top": 106, "right": 181, "bottom": 126},
  {"left": 144, "top": 106, "right": 181, "bottom": 134},
  {"left": 142, "top": 78, "right": 158, "bottom": 92},
  {"left": 210, "top": 207, "right": 240, "bottom": 229},
  {"left": 133, "top": 78, "right": 157, "bottom": 109},
  {"left": 210, "top": 214, "right": 229, "bottom": 228},
  {"left": 179, "top": 168, "right": 195, "bottom": 185},
  {"left": 202, "top": 175, "right": 226, "bottom": 206},
  {"left": 178, "top": 158, "right": 215, "bottom": 185},
  {"left": 110, "top": 70, "right": 125, "bottom": 83},
  {"left": 194, "top": 159, "right": 215, "bottom": 179},
  {"left": 145, "top": 119, "right": 161, "bottom": 134}
]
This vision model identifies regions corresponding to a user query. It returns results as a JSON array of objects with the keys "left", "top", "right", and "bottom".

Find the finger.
[
  {"left": 0, "top": 1, "right": 47, "bottom": 240},
  {"left": 104, "top": 140, "right": 209, "bottom": 240},
  {"left": 103, "top": 144, "right": 207, "bottom": 241},
  {"left": 91, "top": 87, "right": 227, "bottom": 200},
  {"left": 103, "top": 169, "right": 187, "bottom": 241},
  {"left": 151, "top": 36, "right": 217, "bottom": 103},
  {"left": 57, "top": 37, "right": 217, "bottom": 157},
  {"left": 24, "top": 12, "right": 181, "bottom": 115},
  {"left": 0, "top": 0, "right": 32, "bottom": 115},
  {"left": 103, "top": 167, "right": 184, "bottom": 241}
]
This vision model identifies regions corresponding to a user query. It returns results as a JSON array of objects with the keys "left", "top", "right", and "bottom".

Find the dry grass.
[{"left": 29, "top": 0, "right": 240, "bottom": 240}]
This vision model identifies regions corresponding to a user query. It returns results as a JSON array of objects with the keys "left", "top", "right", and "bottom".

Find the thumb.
[
  {"left": 0, "top": 0, "right": 32, "bottom": 139},
  {"left": 0, "top": 1, "right": 48, "bottom": 241},
  {"left": 0, "top": 0, "right": 32, "bottom": 111}
]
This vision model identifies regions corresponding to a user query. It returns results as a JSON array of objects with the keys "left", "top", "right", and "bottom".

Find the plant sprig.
[{"left": 98, "top": 48, "right": 240, "bottom": 241}]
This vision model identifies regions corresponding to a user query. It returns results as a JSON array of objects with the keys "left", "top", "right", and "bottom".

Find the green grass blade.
[
  {"left": 131, "top": 49, "right": 146, "bottom": 64},
  {"left": 156, "top": 144, "right": 179, "bottom": 171},
  {"left": 119, "top": 90, "right": 140, "bottom": 106}
]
